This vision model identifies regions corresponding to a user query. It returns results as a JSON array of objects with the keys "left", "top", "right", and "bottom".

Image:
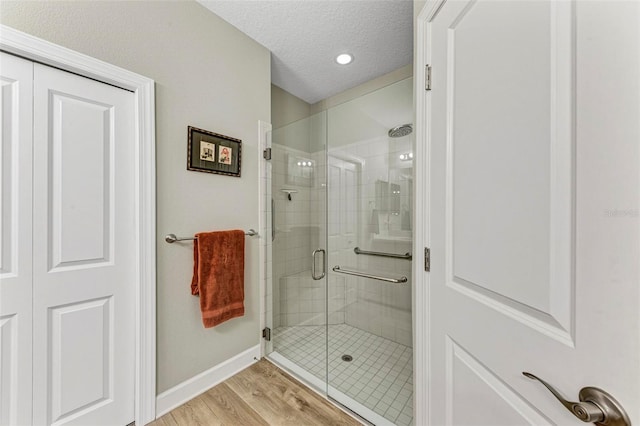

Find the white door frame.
[
  {"left": 0, "top": 25, "right": 157, "bottom": 425},
  {"left": 413, "top": 1, "right": 443, "bottom": 425}
]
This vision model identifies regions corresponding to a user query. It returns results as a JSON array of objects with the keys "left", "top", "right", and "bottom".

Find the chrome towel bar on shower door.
[
  {"left": 332, "top": 266, "right": 408, "bottom": 284},
  {"left": 354, "top": 247, "right": 412, "bottom": 260}
]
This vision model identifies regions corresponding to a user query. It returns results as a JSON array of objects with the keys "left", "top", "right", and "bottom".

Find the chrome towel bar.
[
  {"left": 354, "top": 247, "right": 412, "bottom": 260},
  {"left": 332, "top": 266, "right": 408, "bottom": 284},
  {"left": 165, "top": 229, "right": 258, "bottom": 243}
]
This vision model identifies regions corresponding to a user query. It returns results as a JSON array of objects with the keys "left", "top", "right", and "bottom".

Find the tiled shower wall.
[
  {"left": 270, "top": 78, "right": 413, "bottom": 347},
  {"left": 271, "top": 111, "right": 327, "bottom": 328},
  {"left": 279, "top": 272, "right": 346, "bottom": 326},
  {"left": 327, "top": 77, "right": 413, "bottom": 347},
  {"left": 271, "top": 143, "right": 313, "bottom": 328},
  {"left": 328, "top": 136, "right": 413, "bottom": 347}
]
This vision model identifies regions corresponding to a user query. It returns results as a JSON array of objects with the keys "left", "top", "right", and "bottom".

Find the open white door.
[{"left": 416, "top": 0, "right": 639, "bottom": 424}]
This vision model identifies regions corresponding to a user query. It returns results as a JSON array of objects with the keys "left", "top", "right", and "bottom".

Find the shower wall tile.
[
  {"left": 278, "top": 272, "right": 345, "bottom": 327},
  {"left": 272, "top": 79, "right": 413, "bottom": 346},
  {"left": 327, "top": 136, "right": 413, "bottom": 347},
  {"left": 271, "top": 142, "right": 319, "bottom": 327}
]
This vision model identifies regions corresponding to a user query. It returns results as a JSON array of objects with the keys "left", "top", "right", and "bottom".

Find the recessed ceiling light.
[{"left": 335, "top": 53, "right": 353, "bottom": 65}]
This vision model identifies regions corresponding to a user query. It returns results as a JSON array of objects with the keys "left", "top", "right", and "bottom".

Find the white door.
[
  {"left": 420, "top": 1, "right": 639, "bottom": 425},
  {"left": 0, "top": 51, "right": 34, "bottom": 426},
  {"left": 0, "top": 52, "right": 137, "bottom": 426},
  {"left": 328, "top": 156, "right": 359, "bottom": 262}
]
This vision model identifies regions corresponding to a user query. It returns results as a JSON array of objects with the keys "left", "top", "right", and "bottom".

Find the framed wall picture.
[{"left": 187, "top": 126, "right": 242, "bottom": 177}]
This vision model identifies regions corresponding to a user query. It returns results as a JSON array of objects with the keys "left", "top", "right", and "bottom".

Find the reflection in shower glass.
[
  {"left": 268, "top": 111, "right": 328, "bottom": 393},
  {"left": 266, "top": 78, "right": 413, "bottom": 426}
]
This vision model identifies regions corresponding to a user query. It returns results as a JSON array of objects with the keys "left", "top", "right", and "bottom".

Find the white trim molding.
[
  {"left": 156, "top": 345, "right": 260, "bottom": 417},
  {"left": 414, "top": 1, "right": 444, "bottom": 425},
  {"left": 0, "top": 25, "right": 157, "bottom": 426}
]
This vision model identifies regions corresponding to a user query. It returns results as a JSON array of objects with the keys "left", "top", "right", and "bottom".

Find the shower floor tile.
[{"left": 273, "top": 324, "right": 413, "bottom": 426}]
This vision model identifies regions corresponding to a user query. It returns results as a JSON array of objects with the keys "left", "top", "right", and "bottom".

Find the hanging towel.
[{"left": 191, "top": 230, "right": 245, "bottom": 327}]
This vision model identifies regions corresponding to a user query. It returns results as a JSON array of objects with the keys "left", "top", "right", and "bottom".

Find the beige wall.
[
  {"left": 271, "top": 64, "right": 412, "bottom": 135},
  {"left": 311, "top": 64, "right": 412, "bottom": 114},
  {"left": 271, "top": 84, "right": 311, "bottom": 129},
  {"left": 0, "top": 1, "right": 270, "bottom": 393},
  {"left": 414, "top": 1, "right": 427, "bottom": 21}
]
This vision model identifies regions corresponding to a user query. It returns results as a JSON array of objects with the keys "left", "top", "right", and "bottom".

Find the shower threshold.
[{"left": 268, "top": 324, "right": 413, "bottom": 426}]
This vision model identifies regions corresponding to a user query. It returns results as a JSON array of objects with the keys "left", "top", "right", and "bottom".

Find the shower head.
[{"left": 388, "top": 124, "right": 413, "bottom": 138}]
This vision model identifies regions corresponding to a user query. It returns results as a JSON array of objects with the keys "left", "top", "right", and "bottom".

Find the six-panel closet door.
[
  {"left": 1, "top": 51, "right": 137, "bottom": 426},
  {"left": 1, "top": 50, "right": 34, "bottom": 426}
]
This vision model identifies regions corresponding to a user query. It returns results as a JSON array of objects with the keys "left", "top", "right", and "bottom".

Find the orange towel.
[{"left": 191, "top": 230, "right": 245, "bottom": 327}]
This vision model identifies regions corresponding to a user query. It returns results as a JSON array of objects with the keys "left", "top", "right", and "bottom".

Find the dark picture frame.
[{"left": 187, "top": 126, "right": 242, "bottom": 177}]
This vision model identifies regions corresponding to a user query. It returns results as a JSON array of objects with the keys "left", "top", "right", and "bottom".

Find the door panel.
[
  {"left": 446, "top": 0, "right": 573, "bottom": 341},
  {"left": 424, "top": 0, "right": 639, "bottom": 424},
  {"left": 326, "top": 156, "right": 358, "bottom": 328},
  {"left": 327, "top": 156, "right": 358, "bottom": 261},
  {"left": 452, "top": 0, "right": 552, "bottom": 314},
  {"left": 49, "top": 92, "right": 113, "bottom": 270},
  {"left": 0, "top": 52, "right": 33, "bottom": 426},
  {"left": 447, "top": 338, "right": 551, "bottom": 426},
  {"left": 328, "top": 162, "right": 342, "bottom": 239},
  {"left": 49, "top": 298, "right": 112, "bottom": 421},
  {"left": 32, "top": 63, "right": 135, "bottom": 426}
]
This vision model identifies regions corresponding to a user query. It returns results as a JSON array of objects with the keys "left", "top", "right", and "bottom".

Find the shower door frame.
[{"left": 260, "top": 114, "right": 330, "bottom": 395}]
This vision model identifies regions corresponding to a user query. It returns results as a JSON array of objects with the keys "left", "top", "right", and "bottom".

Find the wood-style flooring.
[{"left": 149, "top": 359, "right": 363, "bottom": 426}]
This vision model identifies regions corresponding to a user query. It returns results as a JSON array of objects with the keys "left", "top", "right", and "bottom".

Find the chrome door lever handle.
[
  {"left": 523, "top": 372, "right": 603, "bottom": 423},
  {"left": 523, "top": 372, "right": 631, "bottom": 426}
]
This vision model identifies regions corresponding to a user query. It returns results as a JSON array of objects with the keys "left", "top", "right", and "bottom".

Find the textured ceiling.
[{"left": 197, "top": 0, "right": 413, "bottom": 104}]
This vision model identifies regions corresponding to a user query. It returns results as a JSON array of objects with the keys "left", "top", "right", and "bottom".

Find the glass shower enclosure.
[{"left": 266, "top": 78, "right": 414, "bottom": 426}]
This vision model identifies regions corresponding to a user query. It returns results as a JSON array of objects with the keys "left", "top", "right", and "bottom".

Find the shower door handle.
[
  {"left": 271, "top": 198, "right": 275, "bottom": 242},
  {"left": 311, "top": 249, "right": 326, "bottom": 280}
]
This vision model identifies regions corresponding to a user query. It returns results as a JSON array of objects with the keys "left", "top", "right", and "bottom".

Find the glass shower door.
[
  {"left": 266, "top": 78, "right": 414, "bottom": 426},
  {"left": 325, "top": 78, "right": 414, "bottom": 426},
  {"left": 265, "top": 111, "right": 328, "bottom": 392}
]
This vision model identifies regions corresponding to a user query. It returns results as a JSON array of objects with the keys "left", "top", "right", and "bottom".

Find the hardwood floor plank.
[
  {"left": 148, "top": 359, "right": 361, "bottom": 426},
  {"left": 146, "top": 413, "right": 178, "bottom": 426},
  {"left": 200, "top": 382, "right": 269, "bottom": 426},
  {"left": 260, "top": 361, "right": 362, "bottom": 426},
  {"left": 225, "top": 368, "right": 302, "bottom": 425},
  {"left": 227, "top": 360, "right": 361, "bottom": 426},
  {"left": 169, "top": 397, "right": 223, "bottom": 426}
]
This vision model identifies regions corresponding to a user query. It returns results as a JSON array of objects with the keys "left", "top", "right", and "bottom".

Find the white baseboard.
[{"left": 155, "top": 344, "right": 260, "bottom": 418}]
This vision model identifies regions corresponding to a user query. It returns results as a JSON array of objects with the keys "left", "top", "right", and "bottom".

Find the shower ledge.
[{"left": 373, "top": 231, "right": 412, "bottom": 242}]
